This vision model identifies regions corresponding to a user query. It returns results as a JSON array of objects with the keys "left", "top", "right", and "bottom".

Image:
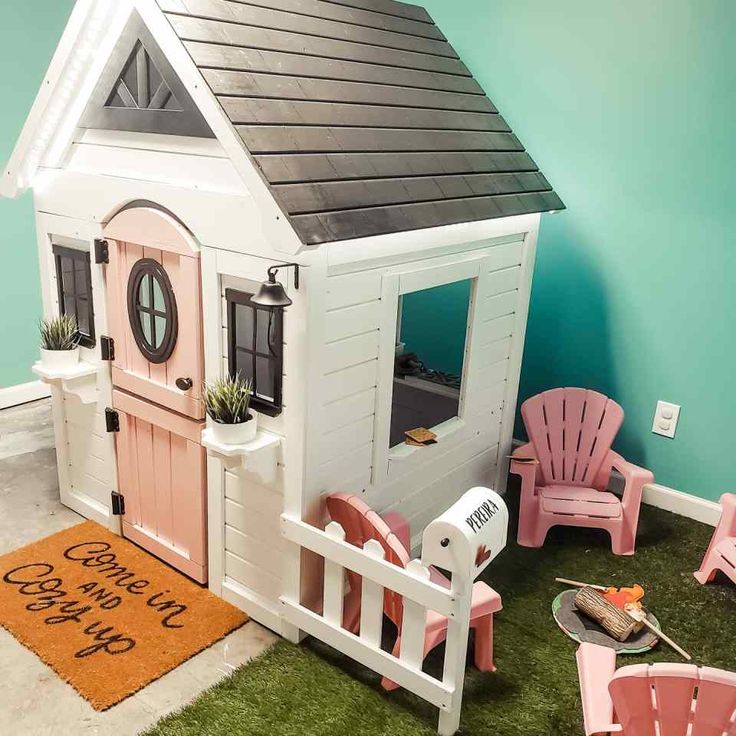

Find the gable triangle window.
[
  {"left": 106, "top": 41, "right": 182, "bottom": 113},
  {"left": 81, "top": 12, "right": 214, "bottom": 138}
]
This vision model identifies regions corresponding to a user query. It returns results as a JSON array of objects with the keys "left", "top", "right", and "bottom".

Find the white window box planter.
[
  {"left": 32, "top": 361, "right": 99, "bottom": 405},
  {"left": 201, "top": 427, "right": 282, "bottom": 486}
]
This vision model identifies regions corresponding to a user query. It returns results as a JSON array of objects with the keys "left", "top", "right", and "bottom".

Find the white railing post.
[
  {"left": 359, "top": 539, "right": 385, "bottom": 648},
  {"left": 400, "top": 559, "right": 431, "bottom": 670},
  {"left": 421, "top": 487, "right": 509, "bottom": 736},
  {"left": 322, "top": 521, "right": 346, "bottom": 627},
  {"left": 438, "top": 574, "right": 473, "bottom": 736}
]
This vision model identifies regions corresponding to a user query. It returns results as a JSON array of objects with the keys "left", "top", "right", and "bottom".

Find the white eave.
[
  {"left": 1, "top": 0, "right": 106, "bottom": 199},
  {"left": 1, "top": 0, "right": 304, "bottom": 255}
]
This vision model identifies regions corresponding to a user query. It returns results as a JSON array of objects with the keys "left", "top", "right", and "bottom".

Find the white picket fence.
[{"left": 280, "top": 515, "right": 477, "bottom": 736}]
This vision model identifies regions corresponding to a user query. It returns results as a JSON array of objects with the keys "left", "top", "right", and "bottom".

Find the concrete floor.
[{"left": 0, "top": 399, "right": 278, "bottom": 736}]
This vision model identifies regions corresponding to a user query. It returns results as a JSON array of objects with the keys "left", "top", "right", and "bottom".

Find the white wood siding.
[
  {"left": 309, "top": 231, "right": 536, "bottom": 543},
  {"left": 65, "top": 130, "right": 246, "bottom": 196},
  {"left": 222, "top": 467, "right": 285, "bottom": 603},
  {"left": 312, "top": 271, "right": 384, "bottom": 495},
  {"left": 63, "top": 397, "right": 116, "bottom": 522},
  {"left": 203, "top": 247, "right": 315, "bottom": 637},
  {"left": 35, "top": 214, "right": 118, "bottom": 530}
]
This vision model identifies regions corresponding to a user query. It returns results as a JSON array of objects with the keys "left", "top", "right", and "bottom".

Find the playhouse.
[{"left": 2, "top": 0, "right": 562, "bottom": 731}]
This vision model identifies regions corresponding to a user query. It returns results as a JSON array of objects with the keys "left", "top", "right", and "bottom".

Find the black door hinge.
[
  {"left": 94, "top": 239, "right": 109, "bottom": 265},
  {"left": 111, "top": 491, "right": 125, "bottom": 516},
  {"left": 101, "top": 336, "right": 115, "bottom": 362},
  {"left": 105, "top": 408, "right": 120, "bottom": 433}
]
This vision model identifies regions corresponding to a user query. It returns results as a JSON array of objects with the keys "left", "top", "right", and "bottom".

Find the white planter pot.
[
  {"left": 40, "top": 347, "right": 80, "bottom": 372},
  {"left": 210, "top": 413, "right": 258, "bottom": 446}
]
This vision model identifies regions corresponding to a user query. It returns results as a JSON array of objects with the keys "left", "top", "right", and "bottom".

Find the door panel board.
[
  {"left": 114, "top": 402, "right": 207, "bottom": 582},
  {"left": 152, "top": 425, "right": 174, "bottom": 546}
]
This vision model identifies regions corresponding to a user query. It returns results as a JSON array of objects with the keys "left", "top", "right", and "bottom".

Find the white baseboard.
[
  {"left": 511, "top": 438, "right": 720, "bottom": 527},
  {"left": 642, "top": 483, "right": 720, "bottom": 527},
  {"left": 0, "top": 380, "right": 51, "bottom": 411}
]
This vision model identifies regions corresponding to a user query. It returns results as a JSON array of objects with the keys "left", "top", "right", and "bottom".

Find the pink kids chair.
[
  {"left": 326, "top": 493, "right": 502, "bottom": 691},
  {"left": 694, "top": 493, "right": 736, "bottom": 585},
  {"left": 576, "top": 642, "right": 736, "bottom": 736},
  {"left": 511, "top": 388, "right": 654, "bottom": 555}
]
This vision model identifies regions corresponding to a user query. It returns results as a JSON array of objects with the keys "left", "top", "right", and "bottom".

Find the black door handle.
[{"left": 176, "top": 377, "right": 193, "bottom": 391}]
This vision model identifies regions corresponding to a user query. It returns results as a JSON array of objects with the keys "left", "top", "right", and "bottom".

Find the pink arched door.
[{"left": 103, "top": 206, "right": 207, "bottom": 583}]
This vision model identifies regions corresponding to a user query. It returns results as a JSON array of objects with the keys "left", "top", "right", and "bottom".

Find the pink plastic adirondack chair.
[
  {"left": 326, "top": 493, "right": 502, "bottom": 691},
  {"left": 511, "top": 388, "right": 654, "bottom": 555},
  {"left": 694, "top": 493, "right": 736, "bottom": 585},
  {"left": 576, "top": 642, "right": 736, "bottom": 736}
]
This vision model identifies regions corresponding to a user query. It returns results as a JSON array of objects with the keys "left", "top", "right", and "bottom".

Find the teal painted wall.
[
  {"left": 418, "top": 0, "right": 736, "bottom": 501},
  {"left": 0, "top": 2, "right": 75, "bottom": 389}
]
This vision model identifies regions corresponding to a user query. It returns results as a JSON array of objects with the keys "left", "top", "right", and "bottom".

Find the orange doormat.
[{"left": 0, "top": 521, "right": 248, "bottom": 710}]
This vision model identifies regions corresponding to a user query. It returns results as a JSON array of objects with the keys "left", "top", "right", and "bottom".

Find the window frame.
[
  {"left": 126, "top": 258, "right": 178, "bottom": 364},
  {"left": 52, "top": 244, "right": 96, "bottom": 349},
  {"left": 226, "top": 288, "right": 284, "bottom": 417},
  {"left": 373, "top": 256, "right": 500, "bottom": 484}
]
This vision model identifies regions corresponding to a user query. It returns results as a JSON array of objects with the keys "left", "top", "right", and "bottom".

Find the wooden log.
[{"left": 574, "top": 587, "right": 640, "bottom": 642}]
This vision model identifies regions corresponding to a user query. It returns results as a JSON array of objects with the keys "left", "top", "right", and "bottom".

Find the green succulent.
[
  {"left": 203, "top": 373, "right": 254, "bottom": 425},
  {"left": 39, "top": 314, "right": 80, "bottom": 351}
]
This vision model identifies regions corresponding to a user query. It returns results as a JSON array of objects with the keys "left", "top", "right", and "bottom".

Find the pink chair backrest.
[
  {"left": 609, "top": 662, "right": 736, "bottom": 736},
  {"left": 521, "top": 388, "right": 624, "bottom": 487},
  {"left": 326, "top": 493, "right": 411, "bottom": 626}
]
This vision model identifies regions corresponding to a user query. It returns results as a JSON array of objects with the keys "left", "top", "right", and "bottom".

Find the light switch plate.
[{"left": 652, "top": 401, "right": 681, "bottom": 439}]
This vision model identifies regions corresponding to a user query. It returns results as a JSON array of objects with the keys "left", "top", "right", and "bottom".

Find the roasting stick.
[
  {"left": 555, "top": 577, "right": 607, "bottom": 592},
  {"left": 626, "top": 607, "right": 692, "bottom": 661}
]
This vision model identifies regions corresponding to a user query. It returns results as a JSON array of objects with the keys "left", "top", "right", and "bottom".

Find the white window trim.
[{"left": 372, "top": 255, "right": 496, "bottom": 483}]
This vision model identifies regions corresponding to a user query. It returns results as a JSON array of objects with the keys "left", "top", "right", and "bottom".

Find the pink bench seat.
[{"left": 539, "top": 486, "right": 622, "bottom": 519}]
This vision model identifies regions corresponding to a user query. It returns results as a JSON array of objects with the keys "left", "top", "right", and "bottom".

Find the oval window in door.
[{"left": 127, "top": 259, "right": 178, "bottom": 364}]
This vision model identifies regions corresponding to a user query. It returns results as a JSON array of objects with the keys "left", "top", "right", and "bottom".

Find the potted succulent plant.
[
  {"left": 203, "top": 373, "right": 257, "bottom": 445},
  {"left": 39, "top": 315, "right": 81, "bottom": 371}
]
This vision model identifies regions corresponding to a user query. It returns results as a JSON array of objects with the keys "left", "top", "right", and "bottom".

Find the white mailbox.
[{"left": 421, "top": 487, "right": 508, "bottom": 579}]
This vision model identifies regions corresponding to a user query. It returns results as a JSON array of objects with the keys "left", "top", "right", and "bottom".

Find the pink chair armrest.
[
  {"left": 576, "top": 644, "right": 622, "bottom": 736},
  {"left": 510, "top": 442, "right": 540, "bottom": 484},
  {"left": 608, "top": 452, "right": 653, "bottom": 483},
  {"left": 511, "top": 441, "right": 536, "bottom": 461},
  {"left": 383, "top": 511, "right": 411, "bottom": 554},
  {"left": 606, "top": 451, "right": 653, "bottom": 511}
]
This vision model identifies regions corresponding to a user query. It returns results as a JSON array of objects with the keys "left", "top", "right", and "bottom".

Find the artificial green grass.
[{"left": 145, "top": 499, "right": 736, "bottom": 736}]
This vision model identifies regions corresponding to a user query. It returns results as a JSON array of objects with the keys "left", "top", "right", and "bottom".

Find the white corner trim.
[
  {"left": 0, "top": 380, "right": 51, "bottom": 411},
  {"left": 642, "top": 483, "right": 721, "bottom": 527}
]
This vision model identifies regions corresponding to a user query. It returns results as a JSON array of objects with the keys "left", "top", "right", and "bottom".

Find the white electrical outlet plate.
[{"left": 652, "top": 401, "right": 681, "bottom": 439}]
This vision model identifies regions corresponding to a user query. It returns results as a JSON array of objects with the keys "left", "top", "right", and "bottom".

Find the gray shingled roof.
[{"left": 158, "top": 0, "right": 564, "bottom": 245}]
